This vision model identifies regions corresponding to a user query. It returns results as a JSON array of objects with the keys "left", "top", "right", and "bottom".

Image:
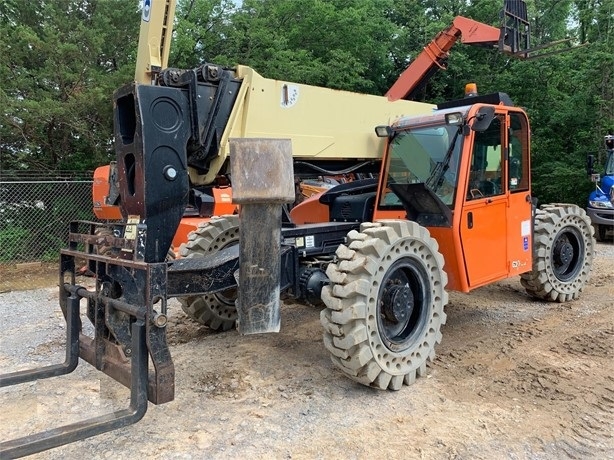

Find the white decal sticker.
[
  {"left": 142, "top": 0, "right": 152, "bottom": 22},
  {"left": 305, "top": 235, "right": 315, "bottom": 248},
  {"left": 521, "top": 219, "right": 531, "bottom": 237},
  {"left": 511, "top": 259, "right": 527, "bottom": 270},
  {"left": 281, "top": 84, "right": 299, "bottom": 108},
  {"left": 124, "top": 215, "right": 141, "bottom": 240}
]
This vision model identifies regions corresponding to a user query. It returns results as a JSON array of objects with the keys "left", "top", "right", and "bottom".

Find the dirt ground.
[
  {"left": 0, "top": 262, "right": 61, "bottom": 293},
  {"left": 1, "top": 243, "right": 613, "bottom": 459}
]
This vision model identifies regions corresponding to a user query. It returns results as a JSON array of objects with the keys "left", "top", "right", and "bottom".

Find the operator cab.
[
  {"left": 376, "top": 106, "right": 471, "bottom": 225},
  {"left": 374, "top": 92, "right": 533, "bottom": 293}
]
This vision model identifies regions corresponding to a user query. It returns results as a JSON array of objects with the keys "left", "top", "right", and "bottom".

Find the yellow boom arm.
[{"left": 134, "top": 0, "right": 177, "bottom": 84}]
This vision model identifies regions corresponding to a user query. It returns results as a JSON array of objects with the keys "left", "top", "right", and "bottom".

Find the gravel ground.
[{"left": 0, "top": 242, "right": 613, "bottom": 459}]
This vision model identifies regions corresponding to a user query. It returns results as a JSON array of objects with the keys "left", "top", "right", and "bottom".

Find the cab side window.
[
  {"left": 508, "top": 113, "right": 530, "bottom": 192},
  {"left": 467, "top": 116, "right": 505, "bottom": 200}
]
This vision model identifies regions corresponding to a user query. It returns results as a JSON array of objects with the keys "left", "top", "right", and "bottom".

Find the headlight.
[{"left": 589, "top": 200, "right": 614, "bottom": 209}]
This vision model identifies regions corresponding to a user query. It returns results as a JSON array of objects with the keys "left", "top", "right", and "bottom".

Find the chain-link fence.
[{"left": 0, "top": 171, "right": 95, "bottom": 263}]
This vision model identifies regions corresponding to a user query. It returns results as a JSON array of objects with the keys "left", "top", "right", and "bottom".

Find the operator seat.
[{"left": 478, "top": 179, "right": 497, "bottom": 196}]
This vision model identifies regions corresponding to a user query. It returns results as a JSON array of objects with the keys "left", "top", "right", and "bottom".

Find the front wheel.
[
  {"left": 521, "top": 204, "right": 595, "bottom": 302},
  {"left": 320, "top": 220, "right": 448, "bottom": 390}
]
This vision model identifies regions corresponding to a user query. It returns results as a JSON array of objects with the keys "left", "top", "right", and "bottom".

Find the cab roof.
[{"left": 436, "top": 92, "right": 514, "bottom": 110}]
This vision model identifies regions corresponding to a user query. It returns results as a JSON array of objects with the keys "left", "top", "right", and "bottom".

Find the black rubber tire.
[
  {"left": 94, "top": 226, "right": 114, "bottom": 256},
  {"left": 94, "top": 226, "right": 176, "bottom": 259},
  {"left": 520, "top": 204, "right": 595, "bottom": 302},
  {"left": 178, "top": 215, "right": 239, "bottom": 331},
  {"left": 320, "top": 220, "right": 448, "bottom": 390}
]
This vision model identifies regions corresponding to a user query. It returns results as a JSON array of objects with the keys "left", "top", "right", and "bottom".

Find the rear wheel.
[
  {"left": 320, "top": 220, "right": 448, "bottom": 390},
  {"left": 521, "top": 204, "right": 595, "bottom": 302},
  {"left": 178, "top": 215, "right": 239, "bottom": 331}
]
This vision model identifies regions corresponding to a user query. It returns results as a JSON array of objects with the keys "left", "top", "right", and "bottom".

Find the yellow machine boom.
[
  {"left": 190, "top": 65, "right": 434, "bottom": 185},
  {"left": 135, "top": 0, "right": 176, "bottom": 85}
]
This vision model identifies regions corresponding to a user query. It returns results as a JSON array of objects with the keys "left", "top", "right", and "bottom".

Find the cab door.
[
  {"left": 505, "top": 111, "right": 533, "bottom": 275},
  {"left": 460, "top": 112, "right": 509, "bottom": 288},
  {"left": 459, "top": 109, "right": 533, "bottom": 288}
]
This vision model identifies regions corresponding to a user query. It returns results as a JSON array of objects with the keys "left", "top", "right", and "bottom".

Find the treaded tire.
[
  {"left": 94, "top": 226, "right": 176, "bottom": 260},
  {"left": 520, "top": 204, "right": 595, "bottom": 302},
  {"left": 178, "top": 215, "right": 239, "bottom": 331},
  {"left": 94, "top": 226, "right": 114, "bottom": 256},
  {"left": 320, "top": 220, "right": 448, "bottom": 390}
]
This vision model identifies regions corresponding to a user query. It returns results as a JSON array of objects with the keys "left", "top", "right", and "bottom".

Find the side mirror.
[
  {"left": 471, "top": 106, "right": 496, "bottom": 132},
  {"left": 586, "top": 154, "right": 595, "bottom": 175},
  {"left": 587, "top": 154, "right": 600, "bottom": 183}
]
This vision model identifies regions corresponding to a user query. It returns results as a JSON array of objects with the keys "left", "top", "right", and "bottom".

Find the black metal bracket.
[
  {"left": 0, "top": 220, "right": 179, "bottom": 458},
  {"left": 500, "top": 0, "right": 530, "bottom": 56},
  {"left": 500, "top": 0, "right": 587, "bottom": 59}
]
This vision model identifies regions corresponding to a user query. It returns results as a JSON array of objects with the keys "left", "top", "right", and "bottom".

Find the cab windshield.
[
  {"left": 605, "top": 151, "right": 614, "bottom": 175},
  {"left": 381, "top": 123, "right": 463, "bottom": 209}
]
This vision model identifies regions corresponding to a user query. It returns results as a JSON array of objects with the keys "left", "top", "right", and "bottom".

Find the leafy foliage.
[
  {"left": 0, "top": 181, "right": 94, "bottom": 261},
  {"left": 1, "top": 0, "right": 613, "bottom": 206},
  {"left": 0, "top": 0, "right": 139, "bottom": 171}
]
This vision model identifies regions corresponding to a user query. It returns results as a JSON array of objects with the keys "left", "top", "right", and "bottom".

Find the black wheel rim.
[
  {"left": 377, "top": 257, "right": 430, "bottom": 352},
  {"left": 215, "top": 287, "right": 237, "bottom": 306},
  {"left": 551, "top": 226, "right": 584, "bottom": 282}
]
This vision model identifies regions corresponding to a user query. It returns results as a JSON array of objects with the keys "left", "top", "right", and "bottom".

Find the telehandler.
[{"left": 0, "top": 0, "right": 594, "bottom": 457}]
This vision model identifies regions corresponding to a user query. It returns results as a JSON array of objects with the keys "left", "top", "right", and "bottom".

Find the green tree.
[
  {"left": 0, "top": 0, "right": 139, "bottom": 171},
  {"left": 493, "top": 0, "right": 614, "bottom": 204},
  {"left": 170, "top": 0, "right": 239, "bottom": 68},
  {"left": 1, "top": 0, "right": 612, "bottom": 209},
  {"left": 172, "top": 0, "right": 397, "bottom": 94}
]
